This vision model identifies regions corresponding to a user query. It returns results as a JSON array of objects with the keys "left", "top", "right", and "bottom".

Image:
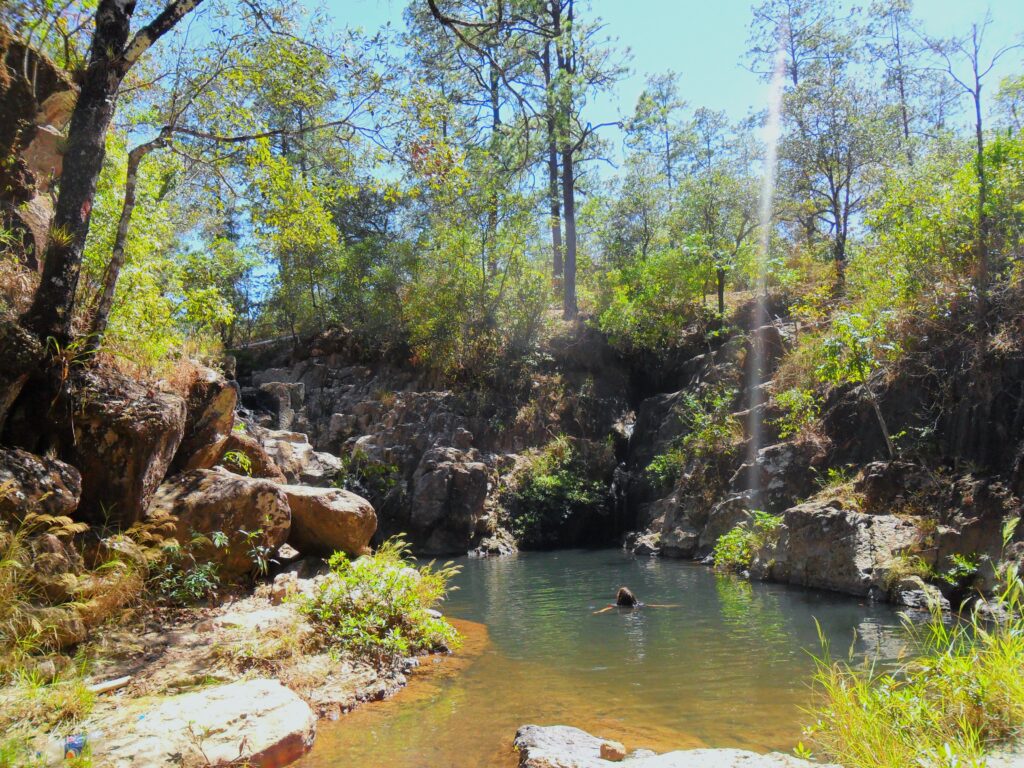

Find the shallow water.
[{"left": 295, "top": 550, "right": 909, "bottom": 768}]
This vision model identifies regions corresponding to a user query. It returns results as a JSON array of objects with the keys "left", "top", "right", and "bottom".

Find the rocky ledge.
[{"left": 513, "top": 726, "right": 840, "bottom": 768}]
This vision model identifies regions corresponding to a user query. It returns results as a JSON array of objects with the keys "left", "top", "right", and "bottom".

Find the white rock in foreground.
[
  {"left": 513, "top": 726, "right": 841, "bottom": 768},
  {"left": 96, "top": 678, "right": 316, "bottom": 767}
]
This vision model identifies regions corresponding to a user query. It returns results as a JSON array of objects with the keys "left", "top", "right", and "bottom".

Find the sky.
[{"left": 329, "top": 0, "right": 1023, "bottom": 154}]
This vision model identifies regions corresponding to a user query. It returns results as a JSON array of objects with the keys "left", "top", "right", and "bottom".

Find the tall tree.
[{"left": 22, "top": 0, "right": 206, "bottom": 343}]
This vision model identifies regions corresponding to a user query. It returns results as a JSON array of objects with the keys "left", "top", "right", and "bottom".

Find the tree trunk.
[
  {"left": 22, "top": 0, "right": 205, "bottom": 344},
  {"left": 973, "top": 87, "right": 989, "bottom": 302},
  {"left": 716, "top": 266, "right": 726, "bottom": 316},
  {"left": 561, "top": 147, "right": 577, "bottom": 319},
  {"left": 22, "top": 2, "right": 135, "bottom": 343},
  {"left": 88, "top": 138, "right": 164, "bottom": 351},
  {"left": 542, "top": 41, "right": 562, "bottom": 280}
]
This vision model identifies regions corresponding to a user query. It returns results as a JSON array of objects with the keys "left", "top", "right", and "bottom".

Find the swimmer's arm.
[{"left": 592, "top": 605, "right": 615, "bottom": 615}]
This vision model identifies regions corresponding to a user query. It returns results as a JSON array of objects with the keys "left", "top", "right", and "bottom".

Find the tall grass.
[{"left": 804, "top": 560, "right": 1024, "bottom": 767}]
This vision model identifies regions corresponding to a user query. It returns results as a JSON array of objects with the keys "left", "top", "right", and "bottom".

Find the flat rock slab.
[
  {"left": 95, "top": 678, "right": 316, "bottom": 767},
  {"left": 514, "top": 726, "right": 841, "bottom": 768}
]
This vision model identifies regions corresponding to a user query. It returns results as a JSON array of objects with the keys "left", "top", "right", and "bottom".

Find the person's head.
[{"left": 616, "top": 586, "right": 638, "bottom": 607}]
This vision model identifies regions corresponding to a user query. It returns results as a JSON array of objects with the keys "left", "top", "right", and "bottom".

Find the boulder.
[
  {"left": 259, "top": 381, "right": 305, "bottom": 431},
  {"left": 221, "top": 430, "right": 287, "bottom": 483},
  {"left": 282, "top": 484, "right": 376, "bottom": 557},
  {"left": 0, "top": 318, "right": 43, "bottom": 433},
  {"left": 171, "top": 366, "right": 237, "bottom": 472},
  {"left": 513, "top": 725, "right": 836, "bottom": 768},
  {"left": 410, "top": 446, "right": 489, "bottom": 554},
  {"left": 66, "top": 369, "right": 187, "bottom": 528},
  {"left": 148, "top": 468, "right": 291, "bottom": 580},
  {"left": 757, "top": 501, "right": 919, "bottom": 597},
  {"left": 259, "top": 429, "right": 341, "bottom": 486},
  {"left": 890, "top": 576, "right": 949, "bottom": 612},
  {"left": 698, "top": 493, "right": 756, "bottom": 553},
  {"left": 94, "top": 678, "right": 316, "bottom": 767},
  {"left": 730, "top": 441, "right": 825, "bottom": 514},
  {"left": 0, "top": 446, "right": 81, "bottom": 525}
]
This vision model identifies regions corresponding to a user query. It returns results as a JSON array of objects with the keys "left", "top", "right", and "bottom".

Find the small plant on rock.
[
  {"left": 300, "top": 537, "right": 461, "bottom": 670},
  {"left": 713, "top": 511, "right": 783, "bottom": 572}
]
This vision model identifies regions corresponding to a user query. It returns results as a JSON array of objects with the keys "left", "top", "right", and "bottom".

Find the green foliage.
[
  {"left": 221, "top": 450, "right": 253, "bottom": 477},
  {"left": 771, "top": 388, "right": 821, "bottom": 439},
  {"left": 805, "top": 570, "right": 1024, "bottom": 768},
  {"left": 300, "top": 537, "right": 461, "bottom": 669},
  {"left": 644, "top": 386, "right": 740, "bottom": 486},
  {"left": 940, "top": 553, "right": 982, "bottom": 589},
  {"left": 334, "top": 449, "right": 403, "bottom": 504},
  {"left": 508, "top": 436, "right": 606, "bottom": 549},
  {"left": 712, "top": 511, "right": 783, "bottom": 572},
  {"left": 148, "top": 532, "right": 225, "bottom": 605}
]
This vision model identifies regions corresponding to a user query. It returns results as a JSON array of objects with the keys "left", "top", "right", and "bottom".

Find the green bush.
[
  {"left": 645, "top": 386, "right": 741, "bottom": 487},
  {"left": 300, "top": 537, "right": 461, "bottom": 670},
  {"left": 772, "top": 387, "right": 821, "bottom": 439},
  {"left": 148, "top": 532, "right": 226, "bottom": 605},
  {"left": 507, "top": 436, "right": 606, "bottom": 548},
  {"left": 334, "top": 449, "right": 403, "bottom": 505},
  {"left": 712, "top": 511, "right": 783, "bottom": 572},
  {"left": 804, "top": 568, "right": 1024, "bottom": 768}
]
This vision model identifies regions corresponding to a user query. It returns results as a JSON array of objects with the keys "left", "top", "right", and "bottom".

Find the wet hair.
[{"left": 615, "top": 586, "right": 638, "bottom": 607}]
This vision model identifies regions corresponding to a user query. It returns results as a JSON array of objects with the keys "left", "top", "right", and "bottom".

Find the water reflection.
[{"left": 295, "top": 551, "right": 909, "bottom": 768}]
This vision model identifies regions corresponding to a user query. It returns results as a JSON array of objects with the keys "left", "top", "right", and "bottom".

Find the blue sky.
[{"left": 331, "top": 0, "right": 1022, "bottom": 142}]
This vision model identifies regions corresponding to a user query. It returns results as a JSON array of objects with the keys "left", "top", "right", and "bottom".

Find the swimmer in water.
[{"left": 593, "top": 586, "right": 678, "bottom": 614}]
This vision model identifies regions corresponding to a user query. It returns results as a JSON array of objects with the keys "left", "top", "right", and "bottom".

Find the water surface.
[{"left": 296, "top": 550, "right": 909, "bottom": 767}]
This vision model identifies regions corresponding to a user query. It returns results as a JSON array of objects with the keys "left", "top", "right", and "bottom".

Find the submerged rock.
[
  {"left": 94, "top": 678, "right": 316, "bottom": 767},
  {"left": 513, "top": 725, "right": 839, "bottom": 768}
]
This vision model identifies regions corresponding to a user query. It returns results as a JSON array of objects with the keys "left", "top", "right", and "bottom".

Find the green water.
[{"left": 296, "top": 550, "right": 909, "bottom": 767}]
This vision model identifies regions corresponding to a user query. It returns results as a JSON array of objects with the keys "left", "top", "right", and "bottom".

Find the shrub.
[
  {"left": 803, "top": 521, "right": 1024, "bottom": 768},
  {"left": 300, "top": 537, "right": 460, "bottom": 670},
  {"left": 712, "top": 511, "right": 783, "bottom": 572},
  {"left": 147, "top": 531, "right": 226, "bottom": 605},
  {"left": 507, "top": 435, "right": 606, "bottom": 548},
  {"left": 334, "top": 449, "right": 403, "bottom": 504},
  {"left": 771, "top": 387, "right": 821, "bottom": 440},
  {"left": 644, "top": 385, "right": 741, "bottom": 487}
]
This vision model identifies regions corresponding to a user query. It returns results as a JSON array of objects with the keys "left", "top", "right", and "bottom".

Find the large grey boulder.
[
  {"left": 282, "top": 484, "right": 376, "bottom": 557},
  {"left": 259, "top": 429, "right": 341, "bottom": 486},
  {"left": 0, "top": 318, "right": 43, "bottom": 433},
  {"left": 410, "top": 446, "right": 489, "bottom": 554},
  {"left": 513, "top": 725, "right": 839, "bottom": 768},
  {"left": 94, "top": 678, "right": 316, "bottom": 767},
  {"left": 171, "top": 365, "right": 237, "bottom": 473},
  {"left": 0, "top": 446, "right": 81, "bottom": 525},
  {"left": 148, "top": 468, "right": 291, "bottom": 580},
  {"left": 66, "top": 369, "right": 187, "bottom": 528},
  {"left": 754, "top": 501, "right": 918, "bottom": 597}
]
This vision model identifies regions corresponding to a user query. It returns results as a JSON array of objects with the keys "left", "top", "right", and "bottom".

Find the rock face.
[
  {"left": 221, "top": 430, "right": 288, "bottom": 483},
  {"left": 148, "top": 468, "right": 291, "bottom": 580},
  {"left": 0, "top": 446, "right": 81, "bottom": 524},
  {"left": 410, "top": 446, "right": 489, "bottom": 555},
  {"left": 0, "top": 319, "right": 43, "bottom": 433},
  {"left": 513, "top": 725, "right": 837, "bottom": 768},
  {"left": 282, "top": 484, "right": 376, "bottom": 557},
  {"left": 259, "top": 428, "right": 341, "bottom": 486},
  {"left": 171, "top": 366, "right": 237, "bottom": 472},
  {"left": 753, "top": 501, "right": 919, "bottom": 597},
  {"left": 94, "top": 678, "right": 316, "bottom": 768},
  {"left": 66, "top": 369, "right": 187, "bottom": 529}
]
